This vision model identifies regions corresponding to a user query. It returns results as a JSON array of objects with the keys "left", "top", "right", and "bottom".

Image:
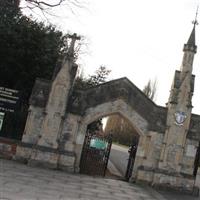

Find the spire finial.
[
  {"left": 192, "top": 5, "right": 199, "bottom": 26},
  {"left": 183, "top": 7, "right": 198, "bottom": 53}
]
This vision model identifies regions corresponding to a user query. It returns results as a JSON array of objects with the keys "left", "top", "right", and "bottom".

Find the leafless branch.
[
  {"left": 22, "top": 0, "right": 86, "bottom": 10},
  {"left": 20, "top": 0, "right": 89, "bottom": 19},
  {"left": 25, "top": 0, "right": 64, "bottom": 8}
]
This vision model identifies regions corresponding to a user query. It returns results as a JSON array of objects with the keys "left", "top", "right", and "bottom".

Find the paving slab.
[
  {"left": 157, "top": 190, "right": 200, "bottom": 200},
  {"left": 0, "top": 158, "right": 168, "bottom": 200}
]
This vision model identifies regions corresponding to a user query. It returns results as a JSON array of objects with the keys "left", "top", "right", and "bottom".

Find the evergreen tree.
[
  {"left": 0, "top": 1, "right": 67, "bottom": 139},
  {"left": 0, "top": 1, "right": 66, "bottom": 100},
  {"left": 143, "top": 79, "right": 157, "bottom": 101},
  {"left": 74, "top": 66, "right": 111, "bottom": 135},
  {"left": 74, "top": 66, "right": 111, "bottom": 90}
]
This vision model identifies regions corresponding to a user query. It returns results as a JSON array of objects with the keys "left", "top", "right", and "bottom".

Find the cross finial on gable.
[
  {"left": 67, "top": 33, "right": 81, "bottom": 41},
  {"left": 67, "top": 33, "right": 81, "bottom": 59}
]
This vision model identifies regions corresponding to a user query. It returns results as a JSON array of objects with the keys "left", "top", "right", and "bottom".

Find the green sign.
[{"left": 90, "top": 138, "right": 107, "bottom": 150}]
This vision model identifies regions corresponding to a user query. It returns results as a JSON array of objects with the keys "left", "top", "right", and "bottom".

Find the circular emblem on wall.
[{"left": 174, "top": 111, "right": 187, "bottom": 126}]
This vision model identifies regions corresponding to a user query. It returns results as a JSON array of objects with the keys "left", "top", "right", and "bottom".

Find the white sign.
[{"left": 0, "top": 112, "right": 5, "bottom": 131}]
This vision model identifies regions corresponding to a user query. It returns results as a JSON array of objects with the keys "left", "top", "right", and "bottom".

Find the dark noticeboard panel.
[
  {"left": 0, "top": 87, "right": 20, "bottom": 113},
  {"left": 0, "top": 87, "right": 25, "bottom": 140}
]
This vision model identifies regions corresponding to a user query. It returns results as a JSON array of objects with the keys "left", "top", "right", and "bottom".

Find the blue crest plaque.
[{"left": 174, "top": 111, "right": 187, "bottom": 125}]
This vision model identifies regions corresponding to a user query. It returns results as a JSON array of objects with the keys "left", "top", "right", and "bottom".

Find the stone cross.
[
  {"left": 67, "top": 33, "right": 81, "bottom": 40},
  {"left": 67, "top": 33, "right": 81, "bottom": 58}
]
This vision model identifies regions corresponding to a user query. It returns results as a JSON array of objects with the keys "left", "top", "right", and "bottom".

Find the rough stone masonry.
[{"left": 14, "top": 22, "right": 200, "bottom": 194}]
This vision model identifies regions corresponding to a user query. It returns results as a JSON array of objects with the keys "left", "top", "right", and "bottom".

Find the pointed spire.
[
  {"left": 186, "top": 24, "right": 196, "bottom": 46},
  {"left": 183, "top": 7, "right": 198, "bottom": 53}
]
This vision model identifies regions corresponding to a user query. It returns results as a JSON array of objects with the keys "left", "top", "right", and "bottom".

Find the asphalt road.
[{"left": 109, "top": 144, "right": 129, "bottom": 178}]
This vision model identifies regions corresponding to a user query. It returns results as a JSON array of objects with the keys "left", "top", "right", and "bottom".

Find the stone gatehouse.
[{"left": 14, "top": 22, "right": 200, "bottom": 193}]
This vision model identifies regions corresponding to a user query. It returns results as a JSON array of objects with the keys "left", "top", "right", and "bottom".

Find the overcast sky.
[{"left": 22, "top": 0, "right": 200, "bottom": 113}]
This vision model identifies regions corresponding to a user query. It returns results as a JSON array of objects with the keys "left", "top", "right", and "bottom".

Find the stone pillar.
[
  {"left": 58, "top": 113, "right": 81, "bottom": 172},
  {"left": 158, "top": 23, "right": 197, "bottom": 173},
  {"left": 159, "top": 69, "right": 193, "bottom": 172},
  {"left": 22, "top": 106, "right": 44, "bottom": 144},
  {"left": 15, "top": 106, "right": 44, "bottom": 161},
  {"left": 153, "top": 24, "right": 197, "bottom": 191},
  {"left": 27, "top": 34, "right": 80, "bottom": 169}
]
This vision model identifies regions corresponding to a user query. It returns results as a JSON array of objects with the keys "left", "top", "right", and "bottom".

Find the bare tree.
[
  {"left": 143, "top": 78, "right": 157, "bottom": 101},
  {"left": 20, "top": 0, "right": 87, "bottom": 11},
  {"left": 25, "top": 0, "right": 67, "bottom": 8},
  {"left": 18, "top": 0, "right": 89, "bottom": 22}
]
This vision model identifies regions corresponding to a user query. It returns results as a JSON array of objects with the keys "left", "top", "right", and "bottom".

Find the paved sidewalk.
[
  {"left": 156, "top": 190, "right": 199, "bottom": 200},
  {"left": 0, "top": 159, "right": 167, "bottom": 200}
]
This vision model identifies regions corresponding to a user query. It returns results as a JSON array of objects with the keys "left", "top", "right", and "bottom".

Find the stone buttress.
[
  {"left": 15, "top": 34, "right": 80, "bottom": 171},
  {"left": 154, "top": 22, "right": 198, "bottom": 191}
]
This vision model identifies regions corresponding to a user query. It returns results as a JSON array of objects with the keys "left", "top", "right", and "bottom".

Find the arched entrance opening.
[{"left": 79, "top": 112, "right": 140, "bottom": 181}]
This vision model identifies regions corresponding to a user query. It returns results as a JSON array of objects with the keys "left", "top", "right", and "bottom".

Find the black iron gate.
[
  {"left": 193, "top": 142, "right": 200, "bottom": 176},
  {"left": 80, "top": 132, "right": 112, "bottom": 176},
  {"left": 125, "top": 140, "right": 138, "bottom": 181}
]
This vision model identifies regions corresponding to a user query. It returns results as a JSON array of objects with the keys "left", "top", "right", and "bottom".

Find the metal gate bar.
[{"left": 80, "top": 132, "right": 112, "bottom": 176}]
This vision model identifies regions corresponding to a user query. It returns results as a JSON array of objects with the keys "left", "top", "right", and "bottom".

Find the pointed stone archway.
[
  {"left": 74, "top": 99, "right": 148, "bottom": 176},
  {"left": 66, "top": 77, "right": 168, "bottom": 180}
]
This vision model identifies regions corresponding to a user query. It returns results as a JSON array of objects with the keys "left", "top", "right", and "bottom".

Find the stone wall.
[
  {"left": 181, "top": 139, "right": 199, "bottom": 175},
  {"left": 12, "top": 73, "right": 200, "bottom": 193},
  {"left": 68, "top": 77, "right": 167, "bottom": 134},
  {"left": 74, "top": 98, "right": 149, "bottom": 170},
  {"left": 0, "top": 137, "right": 18, "bottom": 159}
]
